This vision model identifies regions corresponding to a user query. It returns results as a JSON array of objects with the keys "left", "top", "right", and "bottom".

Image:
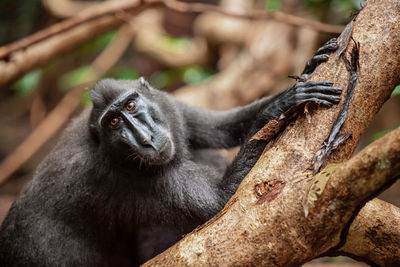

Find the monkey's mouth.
[
  {"left": 151, "top": 138, "right": 174, "bottom": 165},
  {"left": 156, "top": 139, "right": 169, "bottom": 153}
]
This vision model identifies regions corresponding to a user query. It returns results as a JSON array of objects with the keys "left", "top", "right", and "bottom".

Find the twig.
[
  {"left": 0, "top": 0, "right": 145, "bottom": 59},
  {"left": 0, "top": 0, "right": 343, "bottom": 59},
  {"left": 0, "top": 15, "right": 122, "bottom": 86}
]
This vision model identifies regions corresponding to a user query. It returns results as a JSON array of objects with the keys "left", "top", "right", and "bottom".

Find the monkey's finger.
[
  {"left": 302, "top": 98, "right": 334, "bottom": 107},
  {"left": 309, "top": 54, "right": 330, "bottom": 64},
  {"left": 301, "top": 81, "right": 334, "bottom": 87},
  {"left": 326, "top": 38, "right": 338, "bottom": 45},
  {"left": 297, "top": 93, "right": 341, "bottom": 103},
  {"left": 301, "top": 86, "right": 342, "bottom": 95},
  {"left": 315, "top": 38, "right": 338, "bottom": 55}
]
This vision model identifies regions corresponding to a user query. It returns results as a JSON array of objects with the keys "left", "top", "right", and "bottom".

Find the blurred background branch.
[
  {"left": 42, "top": 0, "right": 102, "bottom": 18},
  {"left": 0, "top": 0, "right": 344, "bottom": 86},
  {"left": 0, "top": 19, "right": 136, "bottom": 185}
]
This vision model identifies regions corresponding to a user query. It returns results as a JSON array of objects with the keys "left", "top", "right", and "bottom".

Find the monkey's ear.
[
  {"left": 139, "top": 77, "right": 151, "bottom": 91},
  {"left": 89, "top": 123, "right": 101, "bottom": 143},
  {"left": 90, "top": 79, "right": 121, "bottom": 109}
]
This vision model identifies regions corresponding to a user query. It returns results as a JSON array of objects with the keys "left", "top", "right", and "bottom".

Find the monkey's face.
[{"left": 96, "top": 90, "right": 175, "bottom": 166}]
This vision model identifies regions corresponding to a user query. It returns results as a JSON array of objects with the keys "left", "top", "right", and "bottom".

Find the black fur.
[{"left": 0, "top": 42, "right": 341, "bottom": 266}]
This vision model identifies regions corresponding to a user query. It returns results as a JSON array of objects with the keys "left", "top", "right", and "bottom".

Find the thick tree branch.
[
  {"left": 337, "top": 198, "right": 400, "bottom": 266},
  {"left": 143, "top": 1, "right": 400, "bottom": 265}
]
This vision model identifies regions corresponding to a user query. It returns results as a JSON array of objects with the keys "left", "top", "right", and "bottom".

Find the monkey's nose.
[
  {"left": 141, "top": 135, "right": 156, "bottom": 149},
  {"left": 142, "top": 138, "right": 149, "bottom": 145}
]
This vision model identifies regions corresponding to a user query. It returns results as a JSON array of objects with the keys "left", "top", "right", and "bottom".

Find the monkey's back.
[
  {"left": 0, "top": 108, "right": 231, "bottom": 266},
  {"left": 0, "top": 110, "right": 111, "bottom": 265}
]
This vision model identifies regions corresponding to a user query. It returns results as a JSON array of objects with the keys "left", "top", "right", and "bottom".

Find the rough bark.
[
  {"left": 338, "top": 199, "right": 400, "bottom": 266},
  {"left": 143, "top": 1, "right": 400, "bottom": 266}
]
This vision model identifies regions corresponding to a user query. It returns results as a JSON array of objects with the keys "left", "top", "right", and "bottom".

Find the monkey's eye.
[
  {"left": 110, "top": 117, "right": 120, "bottom": 127},
  {"left": 126, "top": 101, "right": 135, "bottom": 111}
]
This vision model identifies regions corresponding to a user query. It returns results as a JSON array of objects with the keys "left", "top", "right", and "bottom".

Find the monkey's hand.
[
  {"left": 301, "top": 38, "right": 338, "bottom": 78},
  {"left": 260, "top": 81, "right": 342, "bottom": 121}
]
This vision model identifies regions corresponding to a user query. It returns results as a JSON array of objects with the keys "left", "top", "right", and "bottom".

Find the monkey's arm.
[
  {"left": 180, "top": 80, "right": 341, "bottom": 149},
  {"left": 180, "top": 98, "right": 273, "bottom": 148},
  {"left": 218, "top": 39, "right": 340, "bottom": 195},
  {"left": 181, "top": 38, "right": 339, "bottom": 149}
]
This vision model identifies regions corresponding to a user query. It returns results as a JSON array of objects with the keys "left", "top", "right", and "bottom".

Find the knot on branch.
[{"left": 254, "top": 180, "right": 285, "bottom": 205}]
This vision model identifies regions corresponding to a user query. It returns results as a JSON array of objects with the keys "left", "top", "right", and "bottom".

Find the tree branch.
[
  {"left": 336, "top": 198, "right": 400, "bottom": 266},
  {"left": 0, "top": 0, "right": 343, "bottom": 86},
  {"left": 0, "top": 15, "right": 123, "bottom": 86},
  {"left": 132, "top": 9, "right": 209, "bottom": 68},
  {"left": 0, "top": 0, "right": 144, "bottom": 59},
  {"left": 156, "top": 0, "right": 344, "bottom": 34},
  {"left": 143, "top": 1, "right": 400, "bottom": 265},
  {"left": 0, "top": 0, "right": 344, "bottom": 60},
  {"left": 42, "top": 0, "right": 101, "bottom": 18},
  {"left": 0, "top": 86, "right": 84, "bottom": 185}
]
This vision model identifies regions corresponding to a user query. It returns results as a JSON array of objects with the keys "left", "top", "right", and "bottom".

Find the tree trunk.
[{"left": 143, "top": 0, "right": 400, "bottom": 265}]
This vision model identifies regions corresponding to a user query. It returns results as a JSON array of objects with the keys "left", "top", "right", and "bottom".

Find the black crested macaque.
[{"left": 0, "top": 40, "right": 341, "bottom": 266}]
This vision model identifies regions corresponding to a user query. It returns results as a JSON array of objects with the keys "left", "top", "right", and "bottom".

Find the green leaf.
[
  {"left": 59, "top": 65, "right": 98, "bottom": 90},
  {"left": 267, "top": 0, "right": 282, "bottom": 11},
  {"left": 151, "top": 68, "right": 182, "bottom": 89},
  {"left": 13, "top": 70, "right": 42, "bottom": 96},
  {"left": 162, "top": 35, "right": 191, "bottom": 49},
  {"left": 107, "top": 67, "right": 139, "bottom": 80},
  {"left": 370, "top": 128, "right": 393, "bottom": 143},
  {"left": 150, "top": 66, "right": 215, "bottom": 89},
  {"left": 182, "top": 66, "right": 214, "bottom": 84},
  {"left": 80, "top": 91, "right": 92, "bottom": 108},
  {"left": 331, "top": 0, "right": 365, "bottom": 16},
  {"left": 80, "top": 31, "right": 117, "bottom": 54},
  {"left": 151, "top": 71, "right": 171, "bottom": 89},
  {"left": 392, "top": 85, "right": 400, "bottom": 96}
]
